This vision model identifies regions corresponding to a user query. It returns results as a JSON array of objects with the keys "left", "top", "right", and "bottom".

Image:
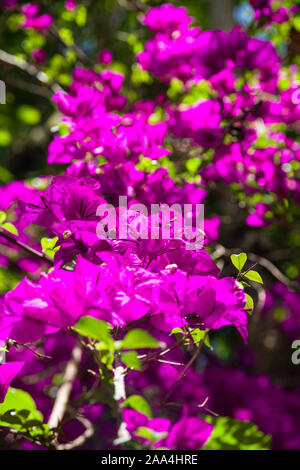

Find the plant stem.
[{"left": 0, "top": 226, "right": 53, "bottom": 265}]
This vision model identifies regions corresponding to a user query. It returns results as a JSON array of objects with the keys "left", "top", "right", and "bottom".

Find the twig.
[
  {"left": 0, "top": 226, "right": 53, "bottom": 265},
  {"left": 116, "top": 0, "right": 149, "bottom": 12},
  {"left": 55, "top": 416, "right": 94, "bottom": 450},
  {"left": 252, "top": 285, "right": 267, "bottom": 324},
  {"left": 4, "top": 75, "right": 53, "bottom": 99},
  {"left": 164, "top": 397, "right": 219, "bottom": 417},
  {"left": 0, "top": 48, "right": 61, "bottom": 94},
  {"left": 6, "top": 340, "right": 52, "bottom": 360},
  {"left": 160, "top": 338, "right": 205, "bottom": 406},
  {"left": 139, "top": 335, "right": 187, "bottom": 364},
  {"left": 212, "top": 244, "right": 299, "bottom": 290},
  {"left": 48, "top": 344, "right": 82, "bottom": 431},
  {"left": 237, "top": 262, "right": 257, "bottom": 281},
  {"left": 49, "top": 26, "right": 93, "bottom": 68},
  {"left": 248, "top": 253, "right": 298, "bottom": 290},
  {"left": 156, "top": 359, "right": 185, "bottom": 367}
]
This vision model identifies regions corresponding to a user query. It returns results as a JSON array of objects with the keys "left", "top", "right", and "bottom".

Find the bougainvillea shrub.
[{"left": 0, "top": 0, "right": 299, "bottom": 450}]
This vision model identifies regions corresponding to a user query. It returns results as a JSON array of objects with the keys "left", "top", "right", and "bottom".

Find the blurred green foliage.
[{"left": 0, "top": 0, "right": 234, "bottom": 179}]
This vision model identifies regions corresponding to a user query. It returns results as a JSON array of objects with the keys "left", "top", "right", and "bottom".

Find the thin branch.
[
  {"left": 0, "top": 226, "right": 53, "bottom": 265},
  {"left": 48, "top": 344, "right": 82, "bottom": 431},
  {"left": 0, "top": 48, "right": 61, "bottom": 94},
  {"left": 252, "top": 284, "right": 267, "bottom": 324},
  {"left": 156, "top": 359, "right": 185, "bottom": 367},
  {"left": 4, "top": 75, "right": 53, "bottom": 99},
  {"left": 237, "top": 262, "right": 258, "bottom": 281},
  {"left": 116, "top": 0, "right": 149, "bottom": 12},
  {"left": 212, "top": 244, "right": 299, "bottom": 290},
  {"left": 6, "top": 340, "right": 52, "bottom": 361},
  {"left": 49, "top": 26, "right": 94, "bottom": 68},
  {"left": 56, "top": 417, "right": 94, "bottom": 450},
  {"left": 160, "top": 338, "right": 205, "bottom": 406},
  {"left": 139, "top": 335, "right": 187, "bottom": 364},
  {"left": 164, "top": 397, "right": 219, "bottom": 417},
  {"left": 248, "top": 253, "right": 297, "bottom": 290}
]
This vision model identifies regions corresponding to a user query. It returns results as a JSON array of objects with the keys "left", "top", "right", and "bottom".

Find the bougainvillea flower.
[
  {"left": 0, "top": 362, "right": 25, "bottom": 402},
  {"left": 166, "top": 415, "right": 213, "bottom": 450}
]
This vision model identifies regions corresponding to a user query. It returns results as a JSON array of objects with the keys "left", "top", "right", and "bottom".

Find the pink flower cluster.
[{"left": 21, "top": 3, "right": 53, "bottom": 32}]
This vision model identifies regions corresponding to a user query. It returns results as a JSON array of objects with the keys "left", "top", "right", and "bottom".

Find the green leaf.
[
  {"left": 240, "top": 281, "right": 251, "bottom": 288},
  {"left": 0, "top": 388, "right": 39, "bottom": 415},
  {"left": 76, "top": 5, "right": 87, "bottom": 27},
  {"left": 0, "top": 388, "right": 43, "bottom": 428},
  {"left": 122, "top": 395, "right": 152, "bottom": 419},
  {"left": 294, "top": 16, "right": 300, "bottom": 32},
  {"left": 230, "top": 253, "right": 247, "bottom": 272},
  {"left": 74, "top": 316, "right": 112, "bottom": 346},
  {"left": 190, "top": 328, "right": 210, "bottom": 348},
  {"left": 18, "top": 409, "right": 30, "bottom": 419},
  {"left": 41, "top": 237, "right": 58, "bottom": 251},
  {"left": 203, "top": 417, "right": 271, "bottom": 450},
  {"left": 17, "top": 105, "right": 41, "bottom": 125},
  {"left": 1, "top": 223, "right": 18, "bottom": 236},
  {"left": 58, "top": 73, "right": 72, "bottom": 87},
  {"left": 167, "top": 78, "right": 184, "bottom": 99},
  {"left": 121, "top": 329, "right": 159, "bottom": 350},
  {"left": 186, "top": 158, "right": 201, "bottom": 175},
  {"left": 0, "top": 166, "right": 13, "bottom": 184},
  {"left": 0, "top": 211, "right": 6, "bottom": 225},
  {"left": 0, "top": 130, "right": 12, "bottom": 147},
  {"left": 181, "top": 80, "right": 212, "bottom": 105},
  {"left": 245, "top": 293, "right": 254, "bottom": 315},
  {"left": 243, "top": 270, "right": 263, "bottom": 284},
  {"left": 170, "top": 327, "right": 184, "bottom": 335},
  {"left": 273, "top": 308, "right": 287, "bottom": 322},
  {"left": 0, "top": 410, "right": 22, "bottom": 425},
  {"left": 41, "top": 237, "right": 60, "bottom": 259},
  {"left": 121, "top": 351, "right": 142, "bottom": 370},
  {"left": 23, "top": 419, "right": 45, "bottom": 429},
  {"left": 59, "top": 28, "right": 74, "bottom": 46},
  {"left": 134, "top": 426, "right": 167, "bottom": 442}
]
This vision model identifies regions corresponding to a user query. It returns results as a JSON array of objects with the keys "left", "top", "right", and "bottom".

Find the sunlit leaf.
[{"left": 122, "top": 395, "right": 152, "bottom": 419}]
